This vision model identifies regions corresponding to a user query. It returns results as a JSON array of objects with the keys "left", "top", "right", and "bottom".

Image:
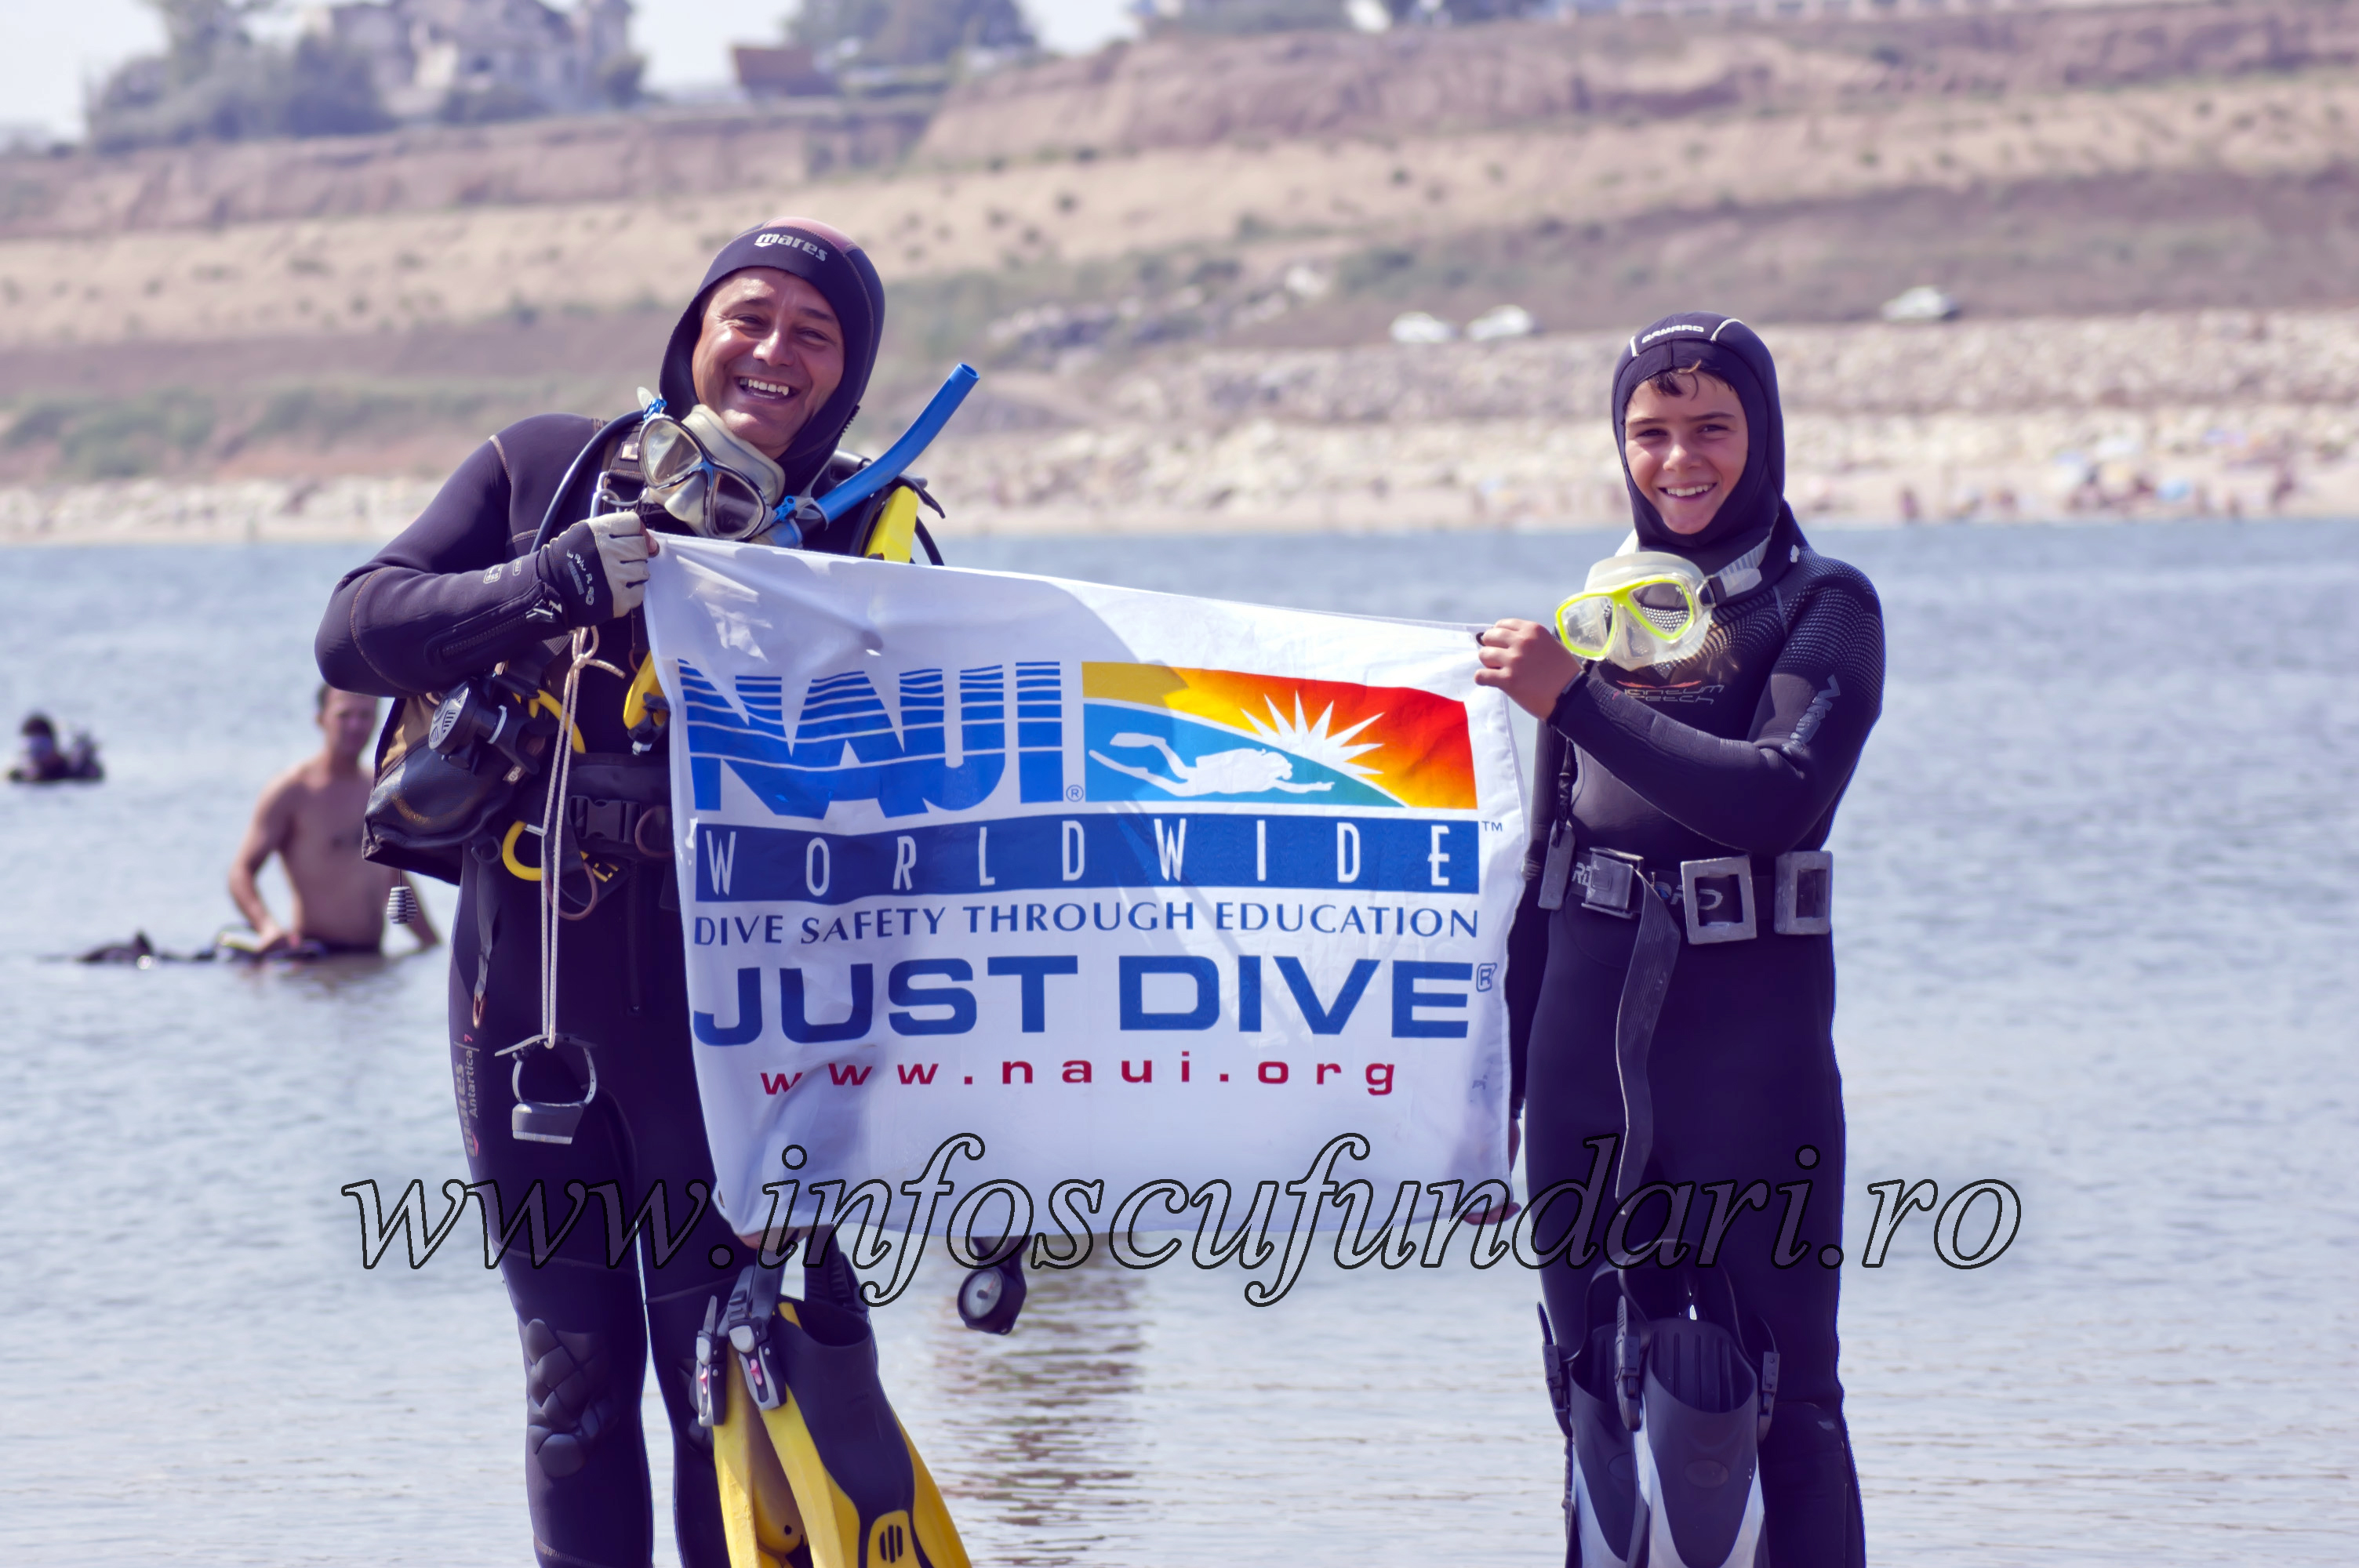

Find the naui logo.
[
  {"left": 681, "top": 659, "right": 1065, "bottom": 818},
  {"left": 680, "top": 659, "right": 1474, "bottom": 822}
]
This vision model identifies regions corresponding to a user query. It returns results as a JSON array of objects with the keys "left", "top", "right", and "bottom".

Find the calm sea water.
[{"left": 2, "top": 521, "right": 2353, "bottom": 1565}]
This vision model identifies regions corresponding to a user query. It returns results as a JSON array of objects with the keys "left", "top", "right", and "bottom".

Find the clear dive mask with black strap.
[
  {"left": 1554, "top": 551, "right": 1716, "bottom": 669},
  {"left": 628, "top": 362, "right": 983, "bottom": 550},
  {"left": 637, "top": 410, "right": 797, "bottom": 544}
]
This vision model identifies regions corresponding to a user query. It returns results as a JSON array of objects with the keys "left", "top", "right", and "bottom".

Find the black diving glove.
[{"left": 536, "top": 513, "right": 650, "bottom": 627}]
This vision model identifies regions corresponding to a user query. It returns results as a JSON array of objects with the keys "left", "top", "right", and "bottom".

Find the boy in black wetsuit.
[
  {"left": 1478, "top": 314, "right": 1881, "bottom": 1566},
  {"left": 316, "top": 219, "right": 893, "bottom": 1568}
]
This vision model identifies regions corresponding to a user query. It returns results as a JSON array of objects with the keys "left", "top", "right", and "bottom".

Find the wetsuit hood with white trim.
[
  {"left": 1612, "top": 312, "right": 1787, "bottom": 566},
  {"left": 657, "top": 218, "right": 885, "bottom": 499}
]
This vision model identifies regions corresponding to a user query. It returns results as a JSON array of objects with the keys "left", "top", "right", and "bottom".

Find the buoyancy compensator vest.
[{"left": 361, "top": 416, "right": 947, "bottom": 884}]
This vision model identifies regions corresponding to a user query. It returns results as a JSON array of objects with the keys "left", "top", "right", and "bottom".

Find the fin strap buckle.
[
  {"left": 722, "top": 1263, "right": 787, "bottom": 1411},
  {"left": 1613, "top": 1294, "right": 1645, "bottom": 1433},
  {"left": 692, "top": 1295, "right": 727, "bottom": 1431},
  {"left": 1537, "top": 1305, "right": 1575, "bottom": 1439}
]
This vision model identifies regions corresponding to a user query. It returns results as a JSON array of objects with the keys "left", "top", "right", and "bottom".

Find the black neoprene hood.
[
  {"left": 658, "top": 217, "right": 885, "bottom": 495},
  {"left": 1611, "top": 312, "right": 1787, "bottom": 558}
]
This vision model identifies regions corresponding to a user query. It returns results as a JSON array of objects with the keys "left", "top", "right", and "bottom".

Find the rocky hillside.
[
  {"left": 918, "top": 2, "right": 2359, "bottom": 160},
  {"left": 6, "top": 59, "right": 2354, "bottom": 354},
  {"left": 11, "top": 308, "right": 2350, "bottom": 541},
  {"left": 0, "top": 101, "right": 930, "bottom": 241},
  {"left": 923, "top": 307, "right": 2358, "bottom": 532},
  {"left": 3, "top": 1, "right": 2357, "bottom": 525}
]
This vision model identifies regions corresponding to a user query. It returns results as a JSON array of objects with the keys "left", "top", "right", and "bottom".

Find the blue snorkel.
[
  {"left": 772, "top": 361, "right": 980, "bottom": 546},
  {"left": 539, "top": 363, "right": 981, "bottom": 553}
]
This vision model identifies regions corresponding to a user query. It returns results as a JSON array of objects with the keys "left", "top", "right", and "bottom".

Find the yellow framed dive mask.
[
  {"left": 637, "top": 415, "right": 781, "bottom": 542},
  {"left": 1554, "top": 551, "right": 1714, "bottom": 669}
]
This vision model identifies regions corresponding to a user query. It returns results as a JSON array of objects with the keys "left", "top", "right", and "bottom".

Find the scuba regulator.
[
  {"left": 363, "top": 662, "right": 570, "bottom": 869},
  {"left": 427, "top": 671, "right": 564, "bottom": 782}
]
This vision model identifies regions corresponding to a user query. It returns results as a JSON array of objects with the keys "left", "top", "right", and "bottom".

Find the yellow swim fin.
[
  {"left": 711, "top": 1264, "right": 969, "bottom": 1568},
  {"left": 714, "top": 1352, "right": 813, "bottom": 1568},
  {"left": 704, "top": 1294, "right": 812, "bottom": 1568}
]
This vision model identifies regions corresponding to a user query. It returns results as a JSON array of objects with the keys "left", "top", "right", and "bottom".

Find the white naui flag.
[{"left": 642, "top": 540, "right": 1526, "bottom": 1254}]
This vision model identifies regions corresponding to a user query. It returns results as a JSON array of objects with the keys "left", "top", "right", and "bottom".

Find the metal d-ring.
[{"left": 502, "top": 1033, "right": 599, "bottom": 1145}]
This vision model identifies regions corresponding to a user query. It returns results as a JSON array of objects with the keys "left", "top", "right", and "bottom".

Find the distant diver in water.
[
  {"left": 1089, "top": 731, "right": 1334, "bottom": 795},
  {"left": 9, "top": 713, "right": 103, "bottom": 783},
  {"left": 73, "top": 932, "right": 169, "bottom": 965},
  {"left": 222, "top": 685, "right": 438, "bottom": 959},
  {"left": 71, "top": 689, "right": 440, "bottom": 964}
]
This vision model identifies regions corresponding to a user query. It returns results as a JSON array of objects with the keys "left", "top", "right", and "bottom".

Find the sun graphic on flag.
[
  {"left": 1079, "top": 662, "right": 1478, "bottom": 808},
  {"left": 1239, "top": 694, "right": 1387, "bottom": 782}
]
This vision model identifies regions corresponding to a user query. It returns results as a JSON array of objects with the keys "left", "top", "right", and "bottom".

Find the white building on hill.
[{"left": 305, "top": 0, "right": 634, "bottom": 120}]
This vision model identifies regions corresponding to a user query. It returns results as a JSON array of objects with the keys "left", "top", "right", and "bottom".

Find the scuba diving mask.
[
  {"left": 637, "top": 412, "right": 792, "bottom": 543},
  {"left": 1554, "top": 551, "right": 1715, "bottom": 669},
  {"left": 611, "top": 365, "right": 982, "bottom": 554}
]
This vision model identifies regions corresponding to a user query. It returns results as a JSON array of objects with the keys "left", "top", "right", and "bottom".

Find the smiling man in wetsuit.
[
  {"left": 228, "top": 686, "right": 438, "bottom": 956},
  {"left": 314, "top": 220, "right": 903, "bottom": 1568}
]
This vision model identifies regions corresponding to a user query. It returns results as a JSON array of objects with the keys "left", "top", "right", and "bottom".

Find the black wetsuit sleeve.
[
  {"left": 314, "top": 436, "right": 562, "bottom": 697},
  {"left": 1545, "top": 582, "right": 1885, "bottom": 855}
]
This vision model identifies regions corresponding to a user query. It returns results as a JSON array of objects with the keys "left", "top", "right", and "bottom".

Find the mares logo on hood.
[
  {"left": 659, "top": 217, "right": 885, "bottom": 502},
  {"left": 754, "top": 232, "right": 828, "bottom": 260},
  {"left": 1635, "top": 320, "right": 1732, "bottom": 348}
]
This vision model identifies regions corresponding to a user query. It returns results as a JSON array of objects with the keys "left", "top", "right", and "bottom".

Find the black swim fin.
[
  {"left": 1543, "top": 1285, "right": 1642, "bottom": 1567},
  {"left": 1627, "top": 1310, "right": 1768, "bottom": 1567},
  {"left": 1549, "top": 1268, "right": 1775, "bottom": 1567}
]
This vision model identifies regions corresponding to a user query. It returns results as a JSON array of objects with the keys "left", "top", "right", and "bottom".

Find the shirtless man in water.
[{"left": 229, "top": 687, "right": 439, "bottom": 955}]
